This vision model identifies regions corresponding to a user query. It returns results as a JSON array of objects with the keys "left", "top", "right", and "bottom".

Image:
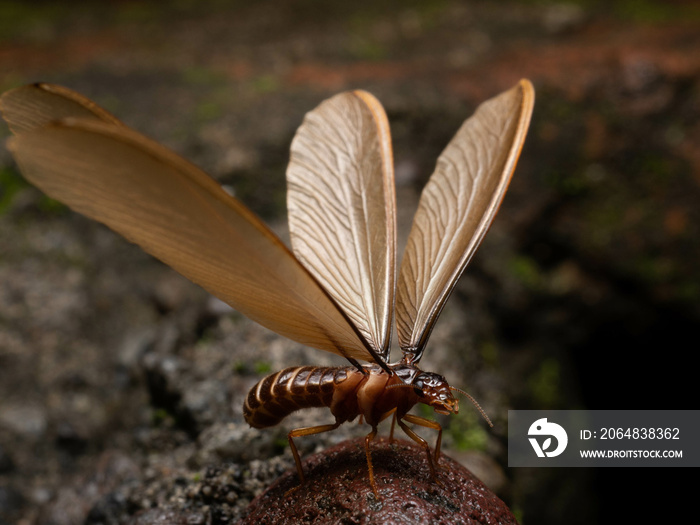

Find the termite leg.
[
  {"left": 375, "top": 408, "right": 396, "bottom": 439},
  {"left": 286, "top": 422, "right": 341, "bottom": 495},
  {"left": 402, "top": 413, "right": 444, "bottom": 461},
  {"left": 364, "top": 425, "right": 379, "bottom": 498},
  {"left": 396, "top": 417, "right": 443, "bottom": 485}
]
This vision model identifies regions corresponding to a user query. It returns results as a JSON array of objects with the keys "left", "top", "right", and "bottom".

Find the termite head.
[
  {"left": 393, "top": 368, "right": 494, "bottom": 426},
  {"left": 412, "top": 372, "right": 459, "bottom": 416},
  {"left": 389, "top": 365, "right": 493, "bottom": 426}
]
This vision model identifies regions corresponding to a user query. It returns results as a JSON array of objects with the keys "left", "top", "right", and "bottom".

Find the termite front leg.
[
  {"left": 286, "top": 421, "right": 341, "bottom": 495},
  {"left": 402, "top": 413, "right": 444, "bottom": 461}
]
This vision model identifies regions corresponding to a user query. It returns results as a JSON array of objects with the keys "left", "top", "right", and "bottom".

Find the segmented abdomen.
[{"left": 243, "top": 366, "right": 348, "bottom": 428}]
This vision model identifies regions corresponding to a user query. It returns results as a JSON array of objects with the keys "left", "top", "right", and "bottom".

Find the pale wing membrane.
[
  {"left": 7, "top": 119, "right": 374, "bottom": 362},
  {"left": 287, "top": 91, "right": 396, "bottom": 361},
  {"left": 0, "top": 83, "right": 123, "bottom": 134},
  {"left": 396, "top": 79, "right": 535, "bottom": 363}
]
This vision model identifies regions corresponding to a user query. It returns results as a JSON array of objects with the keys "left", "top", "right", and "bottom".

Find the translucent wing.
[
  {"left": 2, "top": 100, "right": 374, "bottom": 362},
  {"left": 396, "top": 79, "right": 535, "bottom": 363},
  {"left": 0, "top": 83, "right": 123, "bottom": 133},
  {"left": 287, "top": 91, "right": 396, "bottom": 363}
]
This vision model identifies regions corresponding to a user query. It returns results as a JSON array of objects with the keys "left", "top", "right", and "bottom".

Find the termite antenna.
[
  {"left": 450, "top": 387, "right": 494, "bottom": 428},
  {"left": 386, "top": 383, "right": 424, "bottom": 395}
]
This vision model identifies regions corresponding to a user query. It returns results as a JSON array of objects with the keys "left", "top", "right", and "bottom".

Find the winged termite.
[{"left": 0, "top": 79, "right": 534, "bottom": 496}]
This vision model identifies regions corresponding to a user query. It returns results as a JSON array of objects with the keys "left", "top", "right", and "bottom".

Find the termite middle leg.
[
  {"left": 388, "top": 410, "right": 398, "bottom": 441},
  {"left": 288, "top": 422, "right": 341, "bottom": 488},
  {"left": 364, "top": 425, "right": 380, "bottom": 497},
  {"left": 396, "top": 416, "right": 442, "bottom": 482},
  {"left": 402, "top": 413, "right": 444, "bottom": 461}
]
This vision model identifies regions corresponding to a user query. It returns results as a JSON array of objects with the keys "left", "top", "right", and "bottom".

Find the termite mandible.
[{"left": 0, "top": 79, "right": 534, "bottom": 496}]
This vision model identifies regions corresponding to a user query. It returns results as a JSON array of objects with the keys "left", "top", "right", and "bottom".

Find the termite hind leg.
[
  {"left": 364, "top": 425, "right": 380, "bottom": 498},
  {"left": 397, "top": 417, "right": 443, "bottom": 486},
  {"left": 286, "top": 421, "right": 341, "bottom": 496},
  {"left": 402, "top": 413, "right": 444, "bottom": 462}
]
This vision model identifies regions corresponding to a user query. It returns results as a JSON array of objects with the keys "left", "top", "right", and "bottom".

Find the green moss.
[
  {"left": 549, "top": 97, "right": 579, "bottom": 122},
  {"left": 348, "top": 38, "right": 388, "bottom": 61},
  {"left": 232, "top": 167, "right": 287, "bottom": 221},
  {"left": 582, "top": 201, "right": 625, "bottom": 249},
  {"left": 410, "top": 0, "right": 451, "bottom": 26},
  {"left": 543, "top": 168, "right": 589, "bottom": 196},
  {"left": 233, "top": 359, "right": 273, "bottom": 376},
  {"left": 37, "top": 194, "right": 68, "bottom": 215},
  {"left": 250, "top": 74, "right": 280, "bottom": 94},
  {"left": 447, "top": 410, "right": 489, "bottom": 452},
  {"left": 0, "top": 167, "right": 28, "bottom": 214},
  {"left": 115, "top": 1, "right": 161, "bottom": 24},
  {"left": 152, "top": 408, "right": 171, "bottom": 426},
  {"left": 610, "top": 0, "right": 700, "bottom": 22},
  {"left": 512, "top": 506, "right": 525, "bottom": 524},
  {"left": 254, "top": 361, "right": 272, "bottom": 375},
  {"left": 480, "top": 339, "right": 500, "bottom": 369},
  {"left": 97, "top": 94, "right": 123, "bottom": 116},
  {"left": 232, "top": 361, "right": 247, "bottom": 374},
  {"left": 195, "top": 100, "right": 223, "bottom": 122},
  {"left": 0, "top": 1, "right": 66, "bottom": 43},
  {"left": 182, "top": 66, "right": 227, "bottom": 87},
  {"left": 348, "top": 0, "right": 449, "bottom": 27},
  {"left": 638, "top": 152, "right": 676, "bottom": 183},
  {"left": 508, "top": 255, "right": 543, "bottom": 290},
  {"left": 418, "top": 403, "right": 433, "bottom": 419},
  {"left": 630, "top": 255, "right": 675, "bottom": 284},
  {"left": 0, "top": 72, "right": 27, "bottom": 95},
  {"left": 0, "top": 0, "right": 290, "bottom": 45},
  {"left": 676, "top": 281, "right": 700, "bottom": 303},
  {"left": 344, "top": 0, "right": 449, "bottom": 60},
  {"left": 528, "top": 358, "right": 560, "bottom": 408}
]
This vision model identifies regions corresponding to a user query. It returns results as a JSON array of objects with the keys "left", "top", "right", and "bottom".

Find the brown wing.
[
  {"left": 1, "top": 103, "right": 374, "bottom": 362},
  {"left": 0, "top": 83, "right": 123, "bottom": 133},
  {"left": 396, "top": 79, "right": 535, "bottom": 363},
  {"left": 286, "top": 90, "right": 396, "bottom": 363}
]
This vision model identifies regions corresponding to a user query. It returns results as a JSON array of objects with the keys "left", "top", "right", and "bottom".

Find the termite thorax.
[{"left": 357, "top": 363, "right": 459, "bottom": 424}]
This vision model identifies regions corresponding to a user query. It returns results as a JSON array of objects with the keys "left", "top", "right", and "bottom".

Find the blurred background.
[{"left": 0, "top": 1, "right": 698, "bottom": 523}]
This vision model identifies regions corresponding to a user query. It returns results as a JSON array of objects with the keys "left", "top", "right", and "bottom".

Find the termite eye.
[{"left": 413, "top": 387, "right": 424, "bottom": 397}]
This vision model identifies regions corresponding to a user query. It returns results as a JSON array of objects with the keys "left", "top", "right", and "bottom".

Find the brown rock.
[{"left": 241, "top": 437, "right": 517, "bottom": 525}]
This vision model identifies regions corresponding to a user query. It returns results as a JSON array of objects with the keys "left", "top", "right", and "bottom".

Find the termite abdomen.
[{"left": 243, "top": 366, "right": 348, "bottom": 429}]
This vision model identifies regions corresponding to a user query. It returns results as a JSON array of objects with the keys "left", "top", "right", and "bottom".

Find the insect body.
[
  {"left": 244, "top": 363, "right": 464, "bottom": 493},
  {"left": 0, "top": 79, "right": 534, "bottom": 496}
]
